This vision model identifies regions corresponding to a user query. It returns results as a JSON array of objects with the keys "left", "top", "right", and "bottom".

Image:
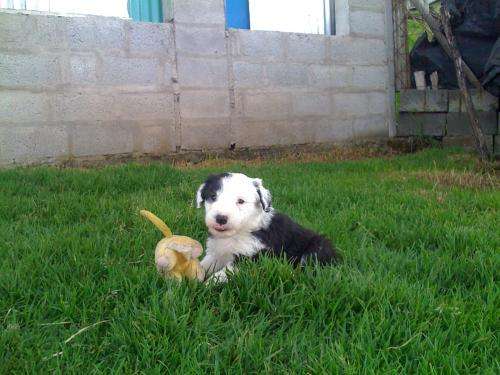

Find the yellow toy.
[{"left": 140, "top": 210, "right": 204, "bottom": 281}]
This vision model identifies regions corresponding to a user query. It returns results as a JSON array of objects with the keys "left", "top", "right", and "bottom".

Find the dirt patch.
[
  {"left": 53, "top": 141, "right": 402, "bottom": 170},
  {"left": 171, "top": 143, "right": 400, "bottom": 169}
]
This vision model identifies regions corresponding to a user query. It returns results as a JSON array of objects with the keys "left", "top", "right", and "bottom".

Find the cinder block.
[
  {"left": 0, "top": 92, "right": 49, "bottom": 123},
  {"left": 266, "top": 63, "right": 309, "bottom": 87},
  {"left": 308, "top": 65, "right": 353, "bottom": 89},
  {"left": 442, "top": 135, "right": 494, "bottom": 153},
  {"left": 335, "top": 1, "right": 350, "bottom": 36},
  {"left": 397, "top": 113, "right": 446, "bottom": 136},
  {"left": 421, "top": 113, "right": 446, "bottom": 137},
  {"left": 349, "top": 0, "right": 385, "bottom": 10},
  {"left": 66, "top": 16, "right": 126, "bottom": 52},
  {"left": 446, "top": 112, "right": 497, "bottom": 135},
  {"left": 330, "top": 37, "right": 386, "bottom": 65},
  {"left": 70, "top": 54, "right": 97, "bottom": 85},
  {"left": 174, "top": 0, "right": 225, "bottom": 24},
  {"left": 449, "top": 90, "right": 499, "bottom": 112},
  {"left": 331, "top": 66, "right": 354, "bottom": 88},
  {"left": 353, "top": 115, "right": 387, "bottom": 139},
  {"left": 52, "top": 93, "right": 117, "bottom": 122},
  {"left": 139, "top": 122, "right": 176, "bottom": 154},
  {"left": 399, "top": 90, "right": 448, "bottom": 112},
  {"left": 244, "top": 93, "right": 290, "bottom": 119},
  {"left": 333, "top": 92, "right": 386, "bottom": 119},
  {"left": 287, "top": 33, "right": 326, "bottom": 63},
  {"left": 32, "top": 15, "right": 68, "bottom": 50},
  {"left": 425, "top": 90, "right": 449, "bottom": 111},
  {"left": 314, "top": 118, "right": 354, "bottom": 143},
  {"left": 0, "top": 125, "right": 68, "bottom": 164},
  {"left": 234, "top": 119, "right": 289, "bottom": 147},
  {"left": 349, "top": 10, "right": 385, "bottom": 38},
  {"left": 400, "top": 90, "right": 425, "bottom": 112},
  {"left": 232, "top": 91, "right": 245, "bottom": 115},
  {"left": 177, "top": 56, "right": 228, "bottom": 88},
  {"left": 128, "top": 22, "right": 174, "bottom": 58},
  {"left": 265, "top": 63, "right": 292, "bottom": 87},
  {"left": 115, "top": 93, "right": 175, "bottom": 121},
  {"left": 233, "top": 61, "right": 266, "bottom": 88},
  {"left": 0, "top": 12, "right": 38, "bottom": 50},
  {"left": 333, "top": 93, "right": 370, "bottom": 117},
  {"left": 367, "top": 92, "right": 387, "bottom": 115},
  {"left": 286, "top": 64, "right": 310, "bottom": 87},
  {"left": 181, "top": 118, "right": 231, "bottom": 150},
  {"left": 352, "top": 66, "right": 387, "bottom": 90},
  {"left": 100, "top": 56, "right": 158, "bottom": 86},
  {"left": 72, "top": 123, "right": 134, "bottom": 156},
  {"left": 164, "top": 62, "right": 174, "bottom": 84},
  {"left": 175, "top": 24, "right": 226, "bottom": 56},
  {"left": 234, "top": 30, "right": 284, "bottom": 60},
  {"left": 293, "top": 93, "right": 330, "bottom": 116},
  {"left": 308, "top": 65, "right": 331, "bottom": 89},
  {"left": 233, "top": 120, "right": 270, "bottom": 147},
  {"left": 180, "top": 90, "right": 229, "bottom": 119},
  {"left": 0, "top": 53, "right": 61, "bottom": 88},
  {"left": 448, "top": 91, "right": 461, "bottom": 112},
  {"left": 442, "top": 135, "right": 475, "bottom": 150},
  {"left": 0, "top": 12, "right": 68, "bottom": 51},
  {"left": 288, "top": 119, "right": 316, "bottom": 144}
]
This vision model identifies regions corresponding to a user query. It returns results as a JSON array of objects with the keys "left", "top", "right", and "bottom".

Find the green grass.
[
  {"left": 408, "top": 16, "right": 425, "bottom": 51},
  {"left": 408, "top": 3, "right": 441, "bottom": 51},
  {"left": 1, "top": 148, "right": 499, "bottom": 373}
]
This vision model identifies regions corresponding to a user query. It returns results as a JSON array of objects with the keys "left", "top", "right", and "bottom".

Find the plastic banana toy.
[{"left": 140, "top": 210, "right": 204, "bottom": 281}]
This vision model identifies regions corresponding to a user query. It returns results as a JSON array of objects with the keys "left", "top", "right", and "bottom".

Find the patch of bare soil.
[{"left": 171, "top": 144, "right": 399, "bottom": 169}]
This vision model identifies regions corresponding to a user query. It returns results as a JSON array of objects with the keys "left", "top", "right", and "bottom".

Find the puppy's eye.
[
  {"left": 209, "top": 194, "right": 217, "bottom": 201},
  {"left": 237, "top": 198, "right": 245, "bottom": 205}
]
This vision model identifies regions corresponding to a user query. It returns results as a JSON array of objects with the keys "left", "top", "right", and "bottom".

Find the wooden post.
[
  {"left": 392, "top": 0, "right": 411, "bottom": 90},
  {"left": 430, "top": 71, "right": 439, "bottom": 89},
  {"left": 407, "top": 0, "right": 483, "bottom": 91},
  {"left": 414, "top": 71, "right": 426, "bottom": 90},
  {"left": 441, "top": 1, "right": 491, "bottom": 161}
]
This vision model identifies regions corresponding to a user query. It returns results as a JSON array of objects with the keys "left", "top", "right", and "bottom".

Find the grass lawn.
[{"left": 1, "top": 148, "right": 498, "bottom": 373}]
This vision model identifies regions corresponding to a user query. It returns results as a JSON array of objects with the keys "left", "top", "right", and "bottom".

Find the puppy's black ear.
[
  {"left": 196, "top": 183, "right": 205, "bottom": 208},
  {"left": 253, "top": 178, "right": 272, "bottom": 212}
]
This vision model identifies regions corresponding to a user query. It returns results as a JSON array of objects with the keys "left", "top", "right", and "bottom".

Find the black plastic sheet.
[{"left": 410, "top": 0, "right": 500, "bottom": 97}]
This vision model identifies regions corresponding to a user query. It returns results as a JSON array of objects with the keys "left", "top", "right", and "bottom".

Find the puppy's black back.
[{"left": 252, "top": 213, "right": 341, "bottom": 266}]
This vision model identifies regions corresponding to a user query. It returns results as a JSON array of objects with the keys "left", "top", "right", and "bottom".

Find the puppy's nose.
[{"left": 215, "top": 214, "right": 228, "bottom": 225}]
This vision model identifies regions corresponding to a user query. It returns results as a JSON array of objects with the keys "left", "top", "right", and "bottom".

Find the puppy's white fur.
[{"left": 197, "top": 173, "right": 273, "bottom": 282}]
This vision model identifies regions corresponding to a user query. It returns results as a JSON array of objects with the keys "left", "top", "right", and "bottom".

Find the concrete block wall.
[
  {"left": 397, "top": 89, "right": 499, "bottom": 155},
  {"left": 172, "top": 0, "right": 393, "bottom": 150},
  {"left": 0, "top": 10, "right": 176, "bottom": 164},
  {"left": 0, "top": 0, "right": 394, "bottom": 166},
  {"left": 229, "top": 30, "right": 390, "bottom": 146},
  {"left": 173, "top": 0, "right": 231, "bottom": 150}
]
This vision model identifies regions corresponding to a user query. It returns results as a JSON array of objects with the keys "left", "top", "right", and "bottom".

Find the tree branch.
[
  {"left": 440, "top": 0, "right": 491, "bottom": 161},
  {"left": 407, "top": 0, "right": 483, "bottom": 91}
]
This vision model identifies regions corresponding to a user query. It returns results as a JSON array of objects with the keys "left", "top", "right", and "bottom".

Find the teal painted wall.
[{"left": 127, "top": 0, "right": 163, "bottom": 23}]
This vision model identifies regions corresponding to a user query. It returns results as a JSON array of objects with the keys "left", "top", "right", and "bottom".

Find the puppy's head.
[{"left": 196, "top": 173, "right": 272, "bottom": 237}]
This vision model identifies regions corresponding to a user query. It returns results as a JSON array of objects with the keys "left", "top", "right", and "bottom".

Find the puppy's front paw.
[{"left": 206, "top": 269, "right": 228, "bottom": 284}]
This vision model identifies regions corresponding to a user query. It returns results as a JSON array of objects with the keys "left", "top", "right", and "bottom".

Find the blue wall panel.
[
  {"left": 127, "top": 0, "right": 163, "bottom": 23},
  {"left": 225, "top": 0, "right": 250, "bottom": 29}
]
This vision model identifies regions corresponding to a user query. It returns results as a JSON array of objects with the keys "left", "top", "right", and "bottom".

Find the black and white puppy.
[{"left": 196, "top": 173, "right": 340, "bottom": 282}]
